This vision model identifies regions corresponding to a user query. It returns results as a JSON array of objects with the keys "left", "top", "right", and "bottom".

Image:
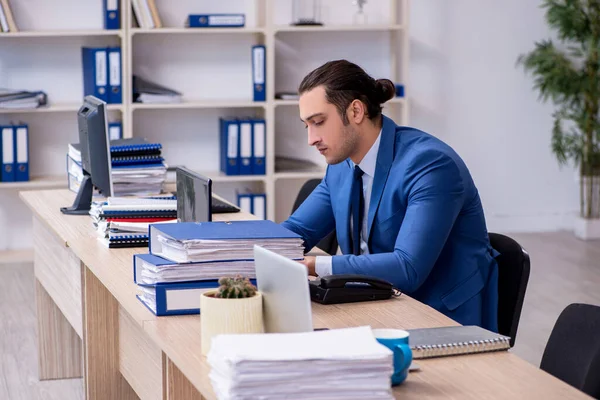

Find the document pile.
[
  {"left": 132, "top": 75, "right": 182, "bottom": 104},
  {"left": 133, "top": 220, "right": 304, "bottom": 316},
  {"left": 91, "top": 196, "right": 177, "bottom": 248},
  {"left": 67, "top": 137, "right": 168, "bottom": 196},
  {"left": 207, "top": 326, "right": 395, "bottom": 400},
  {"left": 149, "top": 220, "right": 305, "bottom": 263},
  {"left": 0, "top": 89, "right": 47, "bottom": 109}
]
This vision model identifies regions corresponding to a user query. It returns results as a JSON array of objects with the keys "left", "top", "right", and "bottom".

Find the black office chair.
[
  {"left": 489, "top": 232, "right": 530, "bottom": 348},
  {"left": 291, "top": 179, "right": 338, "bottom": 256},
  {"left": 540, "top": 303, "right": 600, "bottom": 399}
]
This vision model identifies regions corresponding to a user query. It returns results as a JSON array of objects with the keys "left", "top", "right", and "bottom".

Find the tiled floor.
[{"left": 1, "top": 231, "right": 598, "bottom": 399}]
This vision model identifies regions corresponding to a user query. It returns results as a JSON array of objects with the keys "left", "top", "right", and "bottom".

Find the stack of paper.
[
  {"left": 0, "top": 89, "right": 47, "bottom": 109},
  {"left": 149, "top": 220, "right": 305, "bottom": 263},
  {"left": 91, "top": 196, "right": 177, "bottom": 248},
  {"left": 133, "top": 220, "right": 303, "bottom": 315},
  {"left": 207, "top": 326, "right": 395, "bottom": 400},
  {"left": 67, "top": 138, "right": 168, "bottom": 196},
  {"left": 132, "top": 75, "right": 182, "bottom": 104},
  {"left": 133, "top": 254, "right": 255, "bottom": 286}
]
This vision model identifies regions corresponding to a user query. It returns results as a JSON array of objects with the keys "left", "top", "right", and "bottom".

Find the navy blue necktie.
[{"left": 351, "top": 165, "right": 365, "bottom": 256}]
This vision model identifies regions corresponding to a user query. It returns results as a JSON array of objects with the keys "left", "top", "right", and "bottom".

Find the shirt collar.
[{"left": 350, "top": 128, "right": 382, "bottom": 178}]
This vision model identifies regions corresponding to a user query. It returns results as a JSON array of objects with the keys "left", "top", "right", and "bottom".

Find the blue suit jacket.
[{"left": 282, "top": 115, "right": 499, "bottom": 332}]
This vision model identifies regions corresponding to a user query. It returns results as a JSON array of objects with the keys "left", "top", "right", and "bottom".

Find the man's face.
[{"left": 299, "top": 86, "right": 359, "bottom": 165}]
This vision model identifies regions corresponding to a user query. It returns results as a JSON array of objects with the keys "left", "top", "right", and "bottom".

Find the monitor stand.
[{"left": 60, "top": 175, "right": 93, "bottom": 215}]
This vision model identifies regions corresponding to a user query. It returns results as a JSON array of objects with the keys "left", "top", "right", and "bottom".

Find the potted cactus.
[{"left": 200, "top": 275, "right": 264, "bottom": 355}]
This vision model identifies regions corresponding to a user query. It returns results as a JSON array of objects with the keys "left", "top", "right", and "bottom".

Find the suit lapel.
[
  {"left": 336, "top": 160, "right": 354, "bottom": 255},
  {"left": 367, "top": 115, "right": 397, "bottom": 243}
]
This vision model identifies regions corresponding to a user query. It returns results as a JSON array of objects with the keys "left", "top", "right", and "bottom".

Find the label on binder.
[
  {"left": 96, "top": 51, "right": 107, "bottom": 90},
  {"left": 107, "top": 0, "right": 117, "bottom": 10},
  {"left": 254, "top": 122, "right": 265, "bottom": 158},
  {"left": 2, "top": 128, "right": 13, "bottom": 164},
  {"left": 253, "top": 47, "right": 265, "bottom": 84},
  {"left": 240, "top": 122, "right": 252, "bottom": 167},
  {"left": 109, "top": 51, "right": 121, "bottom": 86},
  {"left": 208, "top": 15, "right": 244, "bottom": 25},
  {"left": 16, "top": 128, "right": 27, "bottom": 163},
  {"left": 228, "top": 125, "right": 238, "bottom": 158}
]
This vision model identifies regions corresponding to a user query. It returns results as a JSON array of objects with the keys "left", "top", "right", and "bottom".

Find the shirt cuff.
[{"left": 315, "top": 256, "right": 333, "bottom": 277}]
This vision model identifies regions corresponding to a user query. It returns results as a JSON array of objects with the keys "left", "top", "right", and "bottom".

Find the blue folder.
[
  {"left": 108, "top": 122, "right": 122, "bottom": 140},
  {"left": 103, "top": 0, "right": 120, "bottom": 30},
  {"left": 82, "top": 47, "right": 109, "bottom": 102},
  {"left": 13, "top": 123, "right": 29, "bottom": 182},
  {"left": 252, "top": 45, "right": 266, "bottom": 101},
  {"left": 133, "top": 253, "right": 255, "bottom": 285},
  {"left": 238, "top": 117, "right": 253, "bottom": 175},
  {"left": 187, "top": 14, "right": 245, "bottom": 28},
  {"left": 252, "top": 118, "right": 266, "bottom": 175},
  {"left": 136, "top": 278, "right": 257, "bottom": 316},
  {"left": 1, "top": 126, "right": 15, "bottom": 182},
  {"left": 219, "top": 117, "right": 240, "bottom": 175},
  {"left": 108, "top": 47, "right": 122, "bottom": 104},
  {"left": 149, "top": 220, "right": 301, "bottom": 254}
]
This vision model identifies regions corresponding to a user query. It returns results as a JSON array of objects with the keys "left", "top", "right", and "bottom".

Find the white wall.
[
  {"left": 409, "top": 0, "right": 579, "bottom": 233},
  {"left": 0, "top": 0, "right": 582, "bottom": 252}
]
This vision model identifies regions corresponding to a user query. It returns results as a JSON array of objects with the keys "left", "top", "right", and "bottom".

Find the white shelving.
[
  {"left": 0, "top": 175, "right": 66, "bottom": 191},
  {"left": 273, "top": 24, "right": 403, "bottom": 33},
  {"left": 0, "top": 30, "right": 123, "bottom": 38},
  {"left": 0, "top": 0, "right": 410, "bottom": 252},
  {"left": 0, "top": 103, "right": 124, "bottom": 114},
  {"left": 131, "top": 100, "right": 265, "bottom": 111},
  {"left": 130, "top": 27, "right": 266, "bottom": 35}
]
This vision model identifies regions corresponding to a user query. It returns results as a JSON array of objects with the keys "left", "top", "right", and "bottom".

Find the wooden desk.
[{"left": 20, "top": 189, "right": 590, "bottom": 400}]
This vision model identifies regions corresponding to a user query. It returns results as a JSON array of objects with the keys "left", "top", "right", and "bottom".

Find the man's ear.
[{"left": 348, "top": 99, "right": 366, "bottom": 124}]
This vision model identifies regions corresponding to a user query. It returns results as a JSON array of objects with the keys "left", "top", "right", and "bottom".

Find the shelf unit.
[{"left": 0, "top": 0, "right": 409, "bottom": 254}]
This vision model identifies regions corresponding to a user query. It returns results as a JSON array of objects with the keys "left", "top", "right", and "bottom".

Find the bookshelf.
[{"left": 0, "top": 0, "right": 410, "bottom": 256}]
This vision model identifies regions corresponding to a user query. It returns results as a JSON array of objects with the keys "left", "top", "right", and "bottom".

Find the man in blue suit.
[{"left": 281, "top": 60, "right": 499, "bottom": 332}]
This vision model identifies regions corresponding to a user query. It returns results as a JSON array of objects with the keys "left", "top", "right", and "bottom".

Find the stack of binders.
[
  {"left": 82, "top": 46, "right": 122, "bottom": 104},
  {"left": 0, "top": 123, "right": 29, "bottom": 182},
  {"left": 133, "top": 220, "right": 305, "bottom": 316},
  {"left": 236, "top": 193, "right": 266, "bottom": 220},
  {"left": 219, "top": 117, "right": 266, "bottom": 176},
  {"left": 91, "top": 195, "right": 177, "bottom": 248},
  {"left": 66, "top": 137, "right": 168, "bottom": 196}
]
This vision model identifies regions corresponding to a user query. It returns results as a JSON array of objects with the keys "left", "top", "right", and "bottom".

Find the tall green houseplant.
[{"left": 518, "top": 0, "right": 600, "bottom": 219}]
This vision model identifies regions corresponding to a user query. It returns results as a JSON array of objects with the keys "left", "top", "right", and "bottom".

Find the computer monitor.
[
  {"left": 176, "top": 166, "right": 212, "bottom": 222},
  {"left": 60, "top": 95, "right": 113, "bottom": 215}
]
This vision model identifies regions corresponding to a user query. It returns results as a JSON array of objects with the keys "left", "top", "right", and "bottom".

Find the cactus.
[{"left": 215, "top": 275, "right": 257, "bottom": 299}]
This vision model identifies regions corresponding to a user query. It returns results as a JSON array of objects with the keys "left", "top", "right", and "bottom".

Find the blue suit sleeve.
[
  {"left": 331, "top": 151, "right": 465, "bottom": 293},
  {"left": 280, "top": 174, "right": 336, "bottom": 252}
]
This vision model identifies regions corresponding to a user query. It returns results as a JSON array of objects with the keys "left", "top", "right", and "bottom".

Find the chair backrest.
[
  {"left": 291, "top": 179, "right": 338, "bottom": 256},
  {"left": 489, "top": 232, "right": 530, "bottom": 347},
  {"left": 540, "top": 303, "right": 600, "bottom": 398}
]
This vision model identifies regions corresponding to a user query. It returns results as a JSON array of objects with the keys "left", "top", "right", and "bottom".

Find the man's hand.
[{"left": 298, "top": 256, "right": 317, "bottom": 277}]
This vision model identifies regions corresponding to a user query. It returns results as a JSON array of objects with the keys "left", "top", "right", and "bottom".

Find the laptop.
[
  {"left": 175, "top": 167, "right": 240, "bottom": 222},
  {"left": 253, "top": 245, "right": 314, "bottom": 333}
]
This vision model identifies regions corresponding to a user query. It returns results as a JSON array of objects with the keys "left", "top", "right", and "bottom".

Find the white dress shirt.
[{"left": 315, "top": 129, "right": 382, "bottom": 277}]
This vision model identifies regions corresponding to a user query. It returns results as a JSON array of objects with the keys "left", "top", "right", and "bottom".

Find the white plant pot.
[
  {"left": 200, "top": 291, "right": 264, "bottom": 356},
  {"left": 574, "top": 216, "right": 600, "bottom": 240}
]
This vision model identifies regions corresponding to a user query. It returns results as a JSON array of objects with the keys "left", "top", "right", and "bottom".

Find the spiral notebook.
[{"left": 406, "top": 325, "right": 510, "bottom": 359}]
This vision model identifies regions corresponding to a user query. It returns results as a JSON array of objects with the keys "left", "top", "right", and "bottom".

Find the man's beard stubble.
[{"left": 326, "top": 124, "right": 360, "bottom": 165}]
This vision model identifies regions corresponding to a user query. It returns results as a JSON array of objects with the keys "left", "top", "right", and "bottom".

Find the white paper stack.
[
  {"left": 150, "top": 220, "right": 305, "bottom": 263},
  {"left": 207, "top": 326, "right": 394, "bottom": 400}
]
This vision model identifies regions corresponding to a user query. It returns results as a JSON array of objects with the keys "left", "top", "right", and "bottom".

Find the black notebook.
[{"left": 406, "top": 325, "right": 510, "bottom": 359}]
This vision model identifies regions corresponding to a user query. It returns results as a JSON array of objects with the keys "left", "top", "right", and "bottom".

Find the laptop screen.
[{"left": 176, "top": 167, "right": 212, "bottom": 222}]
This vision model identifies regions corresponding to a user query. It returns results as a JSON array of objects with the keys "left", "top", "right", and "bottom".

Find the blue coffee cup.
[{"left": 372, "top": 329, "right": 413, "bottom": 386}]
